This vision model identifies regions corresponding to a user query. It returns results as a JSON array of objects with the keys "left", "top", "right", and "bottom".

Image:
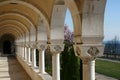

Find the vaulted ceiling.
[
  {"left": 0, "top": 0, "right": 55, "bottom": 39},
  {"left": 0, "top": 0, "right": 84, "bottom": 40}
]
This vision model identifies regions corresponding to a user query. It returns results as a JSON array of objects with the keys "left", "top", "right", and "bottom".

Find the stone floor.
[
  {"left": 96, "top": 73, "right": 118, "bottom": 80},
  {"left": 0, "top": 56, "right": 32, "bottom": 80}
]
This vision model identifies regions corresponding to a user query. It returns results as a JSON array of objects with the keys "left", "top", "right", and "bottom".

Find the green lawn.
[{"left": 95, "top": 59, "right": 120, "bottom": 79}]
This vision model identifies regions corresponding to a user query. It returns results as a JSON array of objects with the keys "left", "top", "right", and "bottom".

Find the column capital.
[
  {"left": 25, "top": 43, "right": 30, "bottom": 48},
  {"left": 37, "top": 44, "right": 47, "bottom": 51},
  {"left": 29, "top": 43, "right": 36, "bottom": 48},
  {"left": 74, "top": 44, "right": 104, "bottom": 64},
  {"left": 50, "top": 44, "right": 64, "bottom": 55}
]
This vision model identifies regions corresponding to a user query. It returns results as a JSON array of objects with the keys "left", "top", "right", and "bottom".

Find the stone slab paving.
[
  {"left": 97, "top": 58, "right": 120, "bottom": 63},
  {"left": 0, "top": 56, "right": 32, "bottom": 80},
  {"left": 96, "top": 73, "right": 118, "bottom": 80}
]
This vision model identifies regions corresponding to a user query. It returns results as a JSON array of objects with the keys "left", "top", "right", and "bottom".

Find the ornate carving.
[
  {"left": 40, "top": 44, "right": 46, "bottom": 50},
  {"left": 36, "top": 43, "right": 47, "bottom": 50},
  {"left": 75, "top": 46, "right": 91, "bottom": 64},
  {"left": 29, "top": 43, "right": 36, "bottom": 48},
  {"left": 54, "top": 45, "right": 62, "bottom": 53},
  {"left": 87, "top": 46, "right": 99, "bottom": 58},
  {"left": 74, "top": 45, "right": 100, "bottom": 64},
  {"left": 50, "top": 44, "right": 64, "bottom": 55},
  {"left": 25, "top": 44, "right": 29, "bottom": 47}
]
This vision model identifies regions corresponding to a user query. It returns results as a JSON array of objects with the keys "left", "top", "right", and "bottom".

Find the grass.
[{"left": 95, "top": 59, "right": 120, "bottom": 79}]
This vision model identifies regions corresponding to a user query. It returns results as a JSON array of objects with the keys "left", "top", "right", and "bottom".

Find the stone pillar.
[
  {"left": 32, "top": 48, "right": 37, "bottom": 68},
  {"left": 90, "top": 60, "right": 95, "bottom": 80},
  {"left": 38, "top": 44, "right": 46, "bottom": 74},
  {"left": 24, "top": 46, "right": 27, "bottom": 61},
  {"left": 74, "top": 45, "right": 104, "bottom": 80},
  {"left": 52, "top": 52, "right": 60, "bottom": 80},
  {"left": 50, "top": 44, "right": 64, "bottom": 80},
  {"left": 82, "top": 60, "right": 95, "bottom": 80},
  {"left": 27, "top": 47, "right": 31, "bottom": 64},
  {"left": 22, "top": 46, "right": 25, "bottom": 59},
  {"left": 39, "top": 50, "right": 45, "bottom": 73}
]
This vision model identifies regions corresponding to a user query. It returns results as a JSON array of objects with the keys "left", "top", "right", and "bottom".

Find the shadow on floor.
[{"left": 7, "top": 56, "right": 32, "bottom": 80}]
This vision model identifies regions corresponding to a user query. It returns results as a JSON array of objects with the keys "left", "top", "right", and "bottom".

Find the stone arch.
[
  {"left": 0, "top": 0, "right": 50, "bottom": 42},
  {"left": 0, "top": 20, "right": 29, "bottom": 33},
  {"left": 0, "top": 13, "right": 34, "bottom": 30},
  {"left": 0, "top": 13, "right": 35, "bottom": 43},
  {"left": 0, "top": 24, "right": 26, "bottom": 34},
  {"left": 64, "top": 0, "right": 83, "bottom": 43},
  {"left": 0, "top": 28, "right": 23, "bottom": 38}
]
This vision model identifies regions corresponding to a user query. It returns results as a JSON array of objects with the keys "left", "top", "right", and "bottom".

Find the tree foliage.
[
  {"left": 104, "top": 36, "right": 120, "bottom": 54},
  {"left": 60, "top": 25, "right": 81, "bottom": 80}
]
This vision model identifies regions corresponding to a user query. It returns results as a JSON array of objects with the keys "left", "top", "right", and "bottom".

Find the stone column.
[
  {"left": 27, "top": 47, "right": 31, "bottom": 64},
  {"left": 74, "top": 45, "right": 103, "bottom": 80},
  {"left": 50, "top": 44, "right": 64, "bottom": 80},
  {"left": 38, "top": 44, "right": 46, "bottom": 74},
  {"left": 24, "top": 46, "right": 27, "bottom": 61},
  {"left": 82, "top": 60, "right": 95, "bottom": 80},
  {"left": 52, "top": 52, "right": 60, "bottom": 80},
  {"left": 32, "top": 48, "right": 37, "bottom": 68},
  {"left": 22, "top": 46, "right": 25, "bottom": 59},
  {"left": 90, "top": 60, "right": 95, "bottom": 80}
]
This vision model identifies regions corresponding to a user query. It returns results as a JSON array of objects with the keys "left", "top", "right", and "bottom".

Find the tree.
[
  {"left": 104, "top": 36, "right": 120, "bottom": 59},
  {"left": 104, "top": 36, "right": 119, "bottom": 54},
  {"left": 60, "top": 25, "right": 81, "bottom": 80},
  {"left": 64, "top": 24, "right": 73, "bottom": 43}
]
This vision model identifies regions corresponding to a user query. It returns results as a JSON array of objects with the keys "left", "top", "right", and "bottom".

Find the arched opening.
[
  {"left": 45, "top": 47, "right": 52, "bottom": 75},
  {"left": 3, "top": 40, "right": 12, "bottom": 54},
  {"left": 59, "top": 8, "right": 82, "bottom": 80},
  {"left": 0, "top": 34, "right": 15, "bottom": 56},
  {"left": 36, "top": 49, "right": 39, "bottom": 67}
]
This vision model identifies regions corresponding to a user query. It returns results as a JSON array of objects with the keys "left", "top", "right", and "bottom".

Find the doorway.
[{"left": 3, "top": 40, "right": 12, "bottom": 54}]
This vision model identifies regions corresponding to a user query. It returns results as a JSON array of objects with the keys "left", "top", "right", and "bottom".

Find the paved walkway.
[
  {"left": 96, "top": 73, "right": 118, "bottom": 80},
  {"left": 97, "top": 58, "right": 120, "bottom": 63},
  {"left": 0, "top": 56, "right": 32, "bottom": 80}
]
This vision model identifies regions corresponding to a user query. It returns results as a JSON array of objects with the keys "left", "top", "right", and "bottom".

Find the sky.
[{"left": 65, "top": 0, "right": 120, "bottom": 41}]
